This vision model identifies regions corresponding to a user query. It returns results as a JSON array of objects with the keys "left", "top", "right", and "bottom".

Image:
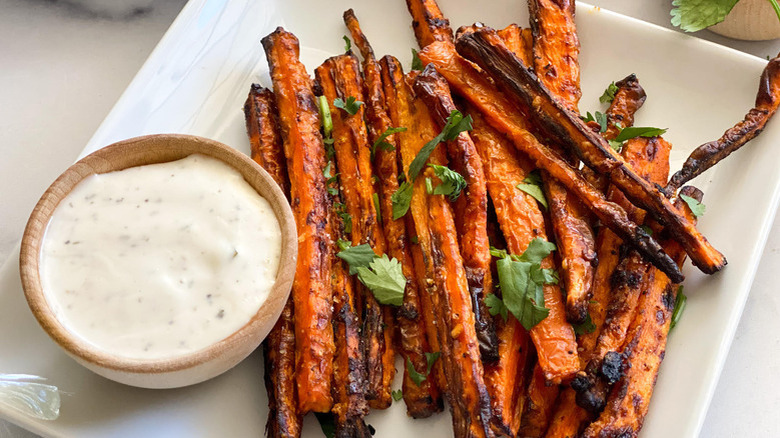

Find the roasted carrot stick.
[
  {"left": 405, "top": 0, "right": 453, "bottom": 47},
  {"left": 323, "top": 156, "right": 370, "bottom": 437},
  {"left": 381, "top": 54, "right": 493, "bottom": 438},
  {"left": 418, "top": 39, "right": 682, "bottom": 283},
  {"left": 262, "top": 28, "right": 334, "bottom": 414},
  {"left": 528, "top": 0, "right": 597, "bottom": 325},
  {"left": 545, "top": 77, "right": 650, "bottom": 438},
  {"left": 496, "top": 25, "right": 533, "bottom": 66},
  {"left": 315, "top": 54, "right": 395, "bottom": 410},
  {"left": 413, "top": 66, "right": 499, "bottom": 363},
  {"left": 582, "top": 188, "right": 699, "bottom": 438},
  {"left": 343, "top": 9, "right": 443, "bottom": 417},
  {"left": 244, "top": 86, "right": 302, "bottom": 438},
  {"left": 455, "top": 28, "right": 725, "bottom": 276},
  {"left": 666, "top": 56, "right": 780, "bottom": 192},
  {"left": 468, "top": 108, "right": 540, "bottom": 436}
]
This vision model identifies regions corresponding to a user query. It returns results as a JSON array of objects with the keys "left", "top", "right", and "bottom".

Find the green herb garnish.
[
  {"left": 429, "top": 164, "right": 467, "bottom": 201},
  {"left": 517, "top": 169, "right": 548, "bottom": 210},
  {"left": 333, "top": 96, "right": 364, "bottom": 115},
  {"left": 680, "top": 194, "right": 706, "bottom": 218},
  {"left": 599, "top": 82, "right": 619, "bottom": 104}
]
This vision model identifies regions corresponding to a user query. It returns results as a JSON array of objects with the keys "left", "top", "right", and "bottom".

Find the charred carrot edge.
[
  {"left": 245, "top": 85, "right": 291, "bottom": 197},
  {"left": 262, "top": 28, "right": 334, "bottom": 414},
  {"left": 315, "top": 54, "right": 395, "bottom": 410},
  {"left": 243, "top": 85, "right": 302, "bottom": 437},
  {"left": 496, "top": 25, "right": 531, "bottom": 66},
  {"left": 413, "top": 66, "right": 499, "bottom": 363},
  {"left": 582, "top": 188, "right": 699, "bottom": 437},
  {"left": 324, "top": 153, "right": 371, "bottom": 436},
  {"left": 468, "top": 108, "right": 545, "bottom": 436},
  {"left": 455, "top": 28, "right": 725, "bottom": 276},
  {"left": 405, "top": 0, "right": 453, "bottom": 47},
  {"left": 666, "top": 56, "right": 780, "bottom": 192},
  {"left": 381, "top": 55, "right": 493, "bottom": 438},
  {"left": 419, "top": 39, "right": 683, "bottom": 284},
  {"left": 544, "top": 78, "right": 650, "bottom": 438},
  {"left": 527, "top": 0, "right": 597, "bottom": 326},
  {"left": 343, "top": 9, "right": 443, "bottom": 417},
  {"left": 528, "top": 0, "right": 581, "bottom": 111}
]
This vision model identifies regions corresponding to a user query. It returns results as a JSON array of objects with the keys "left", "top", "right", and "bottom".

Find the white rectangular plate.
[{"left": 2, "top": 1, "right": 778, "bottom": 437}]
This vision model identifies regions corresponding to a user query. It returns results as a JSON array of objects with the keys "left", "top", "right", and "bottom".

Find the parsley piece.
[
  {"left": 333, "top": 96, "right": 364, "bottom": 116},
  {"left": 595, "top": 111, "right": 608, "bottom": 133},
  {"left": 408, "top": 110, "right": 473, "bottom": 182},
  {"left": 406, "top": 357, "right": 427, "bottom": 386},
  {"left": 343, "top": 35, "right": 352, "bottom": 52},
  {"left": 314, "top": 412, "right": 336, "bottom": 438},
  {"left": 680, "top": 194, "right": 706, "bottom": 217},
  {"left": 670, "top": 286, "right": 687, "bottom": 330},
  {"left": 573, "top": 312, "right": 596, "bottom": 335},
  {"left": 424, "top": 352, "right": 441, "bottom": 375},
  {"left": 391, "top": 181, "right": 413, "bottom": 220},
  {"left": 411, "top": 48, "right": 424, "bottom": 71},
  {"left": 391, "top": 389, "right": 403, "bottom": 401},
  {"left": 491, "top": 238, "right": 558, "bottom": 330},
  {"left": 608, "top": 140, "right": 624, "bottom": 152},
  {"left": 599, "top": 82, "right": 619, "bottom": 104},
  {"left": 485, "top": 293, "right": 509, "bottom": 321},
  {"left": 517, "top": 169, "right": 548, "bottom": 210},
  {"left": 337, "top": 243, "right": 377, "bottom": 275},
  {"left": 429, "top": 164, "right": 467, "bottom": 201},
  {"left": 670, "top": 0, "right": 738, "bottom": 32},
  {"left": 356, "top": 255, "right": 406, "bottom": 306},
  {"left": 373, "top": 192, "right": 382, "bottom": 225},
  {"left": 372, "top": 126, "right": 406, "bottom": 157},
  {"left": 613, "top": 126, "right": 668, "bottom": 143},
  {"left": 336, "top": 239, "right": 351, "bottom": 251},
  {"left": 333, "top": 202, "right": 352, "bottom": 233}
]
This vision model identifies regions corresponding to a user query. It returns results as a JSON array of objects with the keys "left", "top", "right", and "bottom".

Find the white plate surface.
[{"left": 1, "top": 1, "right": 778, "bottom": 437}]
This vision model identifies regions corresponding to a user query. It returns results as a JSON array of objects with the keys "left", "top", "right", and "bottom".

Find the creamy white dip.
[{"left": 39, "top": 154, "right": 281, "bottom": 360}]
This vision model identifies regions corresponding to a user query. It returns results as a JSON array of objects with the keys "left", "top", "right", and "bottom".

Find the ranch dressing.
[{"left": 39, "top": 154, "right": 281, "bottom": 360}]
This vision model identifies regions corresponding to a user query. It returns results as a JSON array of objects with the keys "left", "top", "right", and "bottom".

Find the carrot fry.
[
  {"left": 418, "top": 40, "right": 683, "bottom": 285},
  {"left": 496, "top": 25, "right": 533, "bottom": 66},
  {"left": 243, "top": 85, "right": 302, "bottom": 437},
  {"left": 381, "top": 55, "right": 493, "bottom": 438},
  {"left": 324, "top": 157, "right": 370, "bottom": 437},
  {"left": 413, "top": 66, "right": 499, "bottom": 363},
  {"left": 343, "top": 9, "right": 443, "bottom": 417},
  {"left": 405, "top": 0, "right": 453, "bottom": 47},
  {"left": 527, "top": 0, "right": 597, "bottom": 326},
  {"left": 582, "top": 188, "right": 700, "bottom": 438},
  {"left": 315, "top": 54, "right": 395, "bottom": 410},
  {"left": 455, "top": 28, "right": 725, "bottom": 276},
  {"left": 261, "top": 28, "right": 334, "bottom": 414},
  {"left": 544, "top": 77, "right": 650, "bottom": 438},
  {"left": 666, "top": 56, "right": 780, "bottom": 192}
]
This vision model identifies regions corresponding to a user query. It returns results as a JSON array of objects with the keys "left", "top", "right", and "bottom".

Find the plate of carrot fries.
[{"left": 1, "top": 0, "right": 779, "bottom": 437}]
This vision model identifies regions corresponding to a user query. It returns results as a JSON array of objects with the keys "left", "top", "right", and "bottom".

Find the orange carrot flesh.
[
  {"left": 405, "top": 0, "right": 454, "bottom": 47},
  {"left": 244, "top": 85, "right": 301, "bottom": 437},
  {"left": 261, "top": 28, "right": 334, "bottom": 414},
  {"left": 343, "top": 9, "right": 443, "bottom": 416},
  {"left": 412, "top": 66, "right": 499, "bottom": 363},
  {"left": 381, "top": 54, "right": 493, "bottom": 438},
  {"left": 315, "top": 54, "right": 395, "bottom": 410}
]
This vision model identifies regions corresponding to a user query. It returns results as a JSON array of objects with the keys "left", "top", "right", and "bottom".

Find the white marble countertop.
[{"left": 1, "top": 0, "right": 778, "bottom": 436}]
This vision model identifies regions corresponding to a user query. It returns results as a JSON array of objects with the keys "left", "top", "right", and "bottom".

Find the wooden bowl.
[
  {"left": 19, "top": 134, "right": 297, "bottom": 389},
  {"left": 709, "top": 0, "right": 780, "bottom": 41}
]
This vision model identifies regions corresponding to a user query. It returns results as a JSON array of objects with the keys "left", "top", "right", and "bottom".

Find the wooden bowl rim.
[{"left": 19, "top": 134, "right": 297, "bottom": 374}]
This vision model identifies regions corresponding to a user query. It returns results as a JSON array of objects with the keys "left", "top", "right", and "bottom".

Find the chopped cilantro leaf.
[
  {"left": 429, "top": 164, "right": 467, "bottom": 201},
  {"left": 670, "top": 286, "right": 687, "bottom": 330},
  {"left": 408, "top": 110, "right": 472, "bottom": 182},
  {"left": 356, "top": 255, "right": 406, "bottom": 306},
  {"left": 411, "top": 48, "right": 424, "bottom": 71},
  {"left": 485, "top": 293, "right": 509, "bottom": 321},
  {"left": 599, "top": 82, "right": 619, "bottom": 104},
  {"left": 333, "top": 96, "right": 364, "bottom": 115},
  {"left": 406, "top": 357, "right": 427, "bottom": 386},
  {"left": 391, "top": 389, "right": 403, "bottom": 401},
  {"left": 517, "top": 169, "right": 548, "bottom": 209},
  {"left": 680, "top": 194, "right": 706, "bottom": 218},
  {"left": 573, "top": 312, "right": 596, "bottom": 335},
  {"left": 343, "top": 35, "right": 352, "bottom": 52},
  {"left": 424, "top": 352, "right": 440, "bottom": 375},
  {"left": 670, "top": 0, "right": 739, "bottom": 32},
  {"left": 337, "top": 243, "right": 377, "bottom": 275},
  {"left": 372, "top": 126, "right": 406, "bottom": 158},
  {"left": 391, "top": 181, "right": 413, "bottom": 220}
]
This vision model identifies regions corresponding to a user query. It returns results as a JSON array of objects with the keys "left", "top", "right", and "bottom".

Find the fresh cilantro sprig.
[
  {"left": 489, "top": 238, "right": 559, "bottom": 330},
  {"left": 391, "top": 110, "right": 473, "bottom": 218},
  {"left": 609, "top": 126, "right": 668, "bottom": 152},
  {"left": 516, "top": 169, "right": 548, "bottom": 210},
  {"left": 599, "top": 82, "right": 619, "bottom": 104},
  {"left": 429, "top": 164, "right": 467, "bottom": 201},
  {"left": 334, "top": 96, "right": 364, "bottom": 115},
  {"left": 670, "top": 0, "right": 739, "bottom": 32},
  {"left": 343, "top": 35, "right": 352, "bottom": 52},
  {"left": 405, "top": 352, "right": 440, "bottom": 386},
  {"left": 583, "top": 111, "right": 608, "bottom": 134},
  {"left": 372, "top": 126, "right": 406, "bottom": 158},
  {"left": 680, "top": 194, "right": 706, "bottom": 217},
  {"left": 485, "top": 293, "right": 509, "bottom": 321},
  {"left": 411, "top": 48, "right": 424, "bottom": 71},
  {"left": 670, "top": 286, "right": 687, "bottom": 330},
  {"left": 337, "top": 243, "right": 406, "bottom": 305}
]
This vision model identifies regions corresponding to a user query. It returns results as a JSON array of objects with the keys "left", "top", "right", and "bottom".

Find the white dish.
[{"left": 1, "top": 0, "right": 778, "bottom": 436}]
